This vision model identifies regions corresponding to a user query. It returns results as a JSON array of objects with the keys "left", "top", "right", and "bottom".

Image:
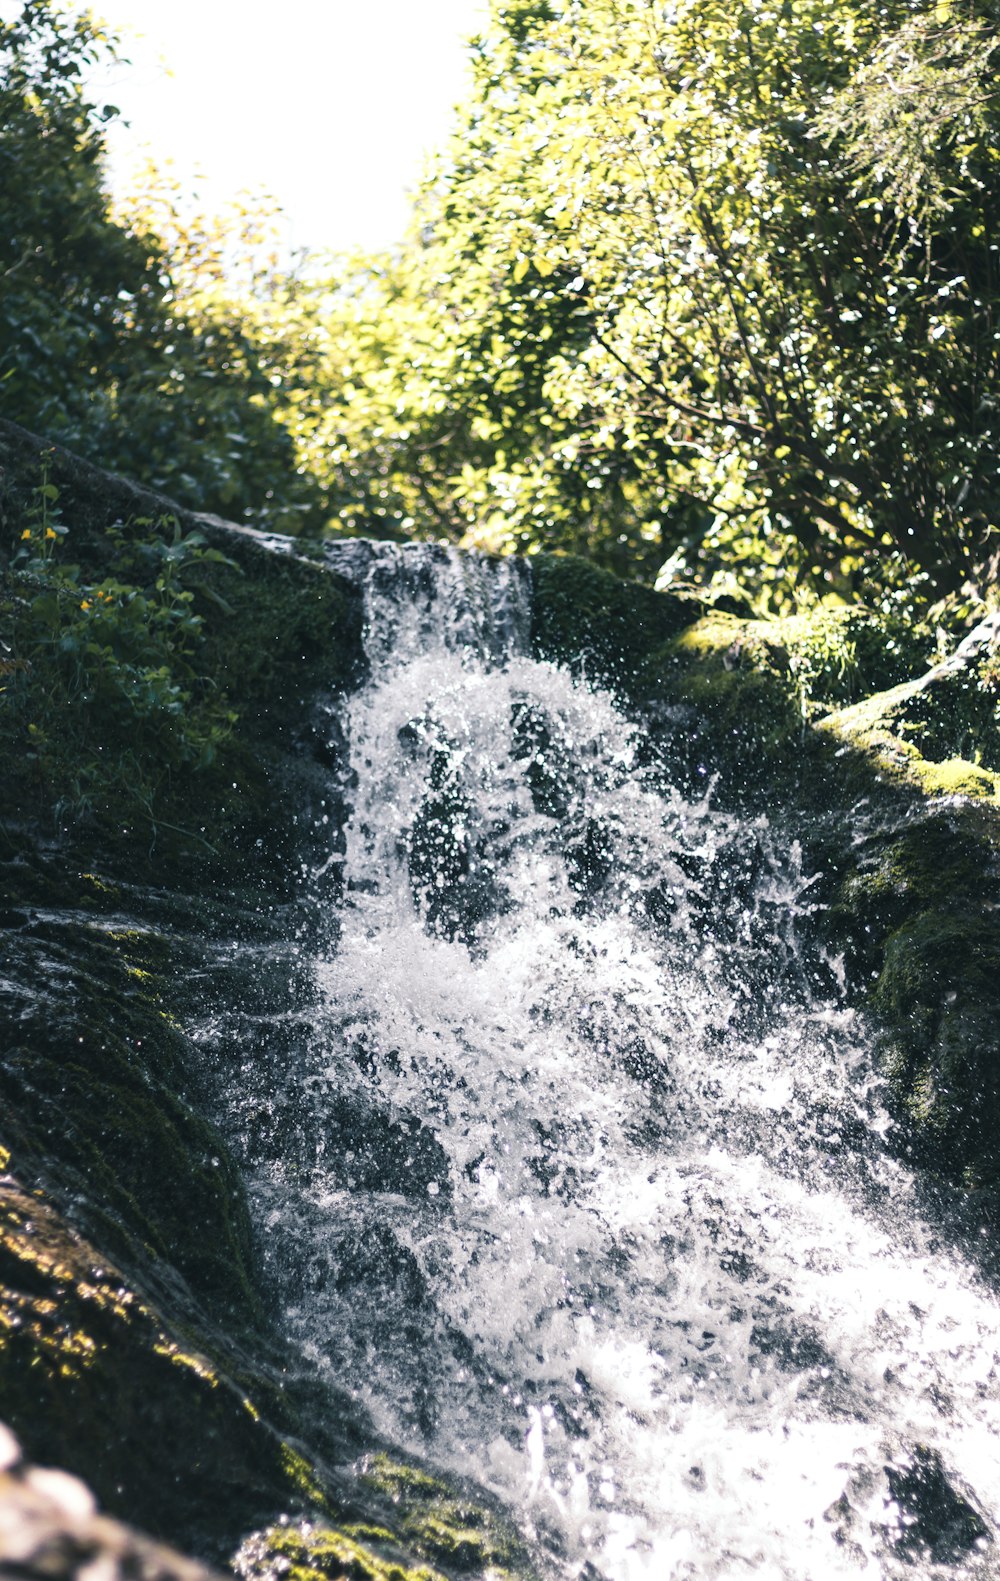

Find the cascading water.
[{"left": 217, "top": 544, "right": 1000, "bottom": 1580}]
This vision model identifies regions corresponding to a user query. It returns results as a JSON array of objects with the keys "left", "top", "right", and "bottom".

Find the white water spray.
[{"left": 230, "top": 544, "right": 1000, "bottom": 1580}]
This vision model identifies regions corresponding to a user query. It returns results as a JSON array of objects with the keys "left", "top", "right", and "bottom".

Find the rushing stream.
[{"left": 212, "top": 545, "right": 1000, "bottom": 1580}]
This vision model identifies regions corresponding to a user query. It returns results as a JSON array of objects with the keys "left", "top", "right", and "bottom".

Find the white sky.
[{"left": 27, "top": 0, "right": 489, "bottom": 254}]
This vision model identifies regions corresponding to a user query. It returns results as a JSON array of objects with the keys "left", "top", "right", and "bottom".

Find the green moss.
[
  {"left": 0, "top": 1180, "right": 324, "bottom": 1555},
  {"left": 643, "top": 611, "right": 809, "bottom": 799},
  {"left": 652, "top": 600, "right": 925, "bottom": 714},
  {"left": 261, "top": 1524, "right": 447, "bottom": 1581},
  {"left": 530, "top": 552, "right": 692, "bottom": 687},
  {"left": 640, "top": 602, "right": 995, "bottom": 807},
  {"left": 910, "top": 756, "right": 1000, "bottom": 799},
  {"left": 829, "top": 813, "right": 1000, "bottom": 1186},
  {"left": 821, "top": 653, "right": 1000, "bottom": 801},
  {"left": 279, "top": 1443, "right": 332, "bottom": 1512},
  {"left": 245, "top": 1482, "right": 539, "bottom": 1581},
  {"left": 357, "top": 1454, "right": 536, "bottom": 1579}
]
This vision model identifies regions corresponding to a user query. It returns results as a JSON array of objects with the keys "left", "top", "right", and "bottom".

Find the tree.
[
  {"left": 360, "top": 0, "right": 1000, "bottom": 606},
  {"left": 0, "top": 1, "right": 324, "bottom": 531}
]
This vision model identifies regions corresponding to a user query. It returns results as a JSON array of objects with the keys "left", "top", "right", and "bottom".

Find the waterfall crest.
[{"left": 219, "top": 545, "right": 1000, "bottom": 1580}]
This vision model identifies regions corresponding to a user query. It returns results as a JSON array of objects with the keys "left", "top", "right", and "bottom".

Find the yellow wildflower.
[
  {"left": 20, "top": 529, "right": 30, "bottom": 540},
  {"left": 45, "top": 527, "right": 57, "bottom": 540},
  {"left": 80, "top": 599, "right": 91, "bottom": 611}
]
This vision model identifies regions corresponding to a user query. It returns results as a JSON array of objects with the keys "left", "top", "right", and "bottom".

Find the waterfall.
[{"left": 216, "top": 544, "right": 1000, "bottom": 1580}]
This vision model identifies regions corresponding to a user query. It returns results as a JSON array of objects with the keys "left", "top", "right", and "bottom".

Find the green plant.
[{"left": 2, "top": 475, "right": 237, "bottom": 830}]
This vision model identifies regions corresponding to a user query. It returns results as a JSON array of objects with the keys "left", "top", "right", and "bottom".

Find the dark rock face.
[
  {"left": 885, "top": 1446, "right": 989, "bottom": 1564},
  {"left": 0, "top": 899, "right": 259, "bottom": 1323},
  {"left": 829, "top": 809, "right": 1000, "bottom": 1194},
  {"left": 529, "top": 552, "right": 691, "bottom": 690},
  {"left": 0, "top": 1177, "right": 308, "bottom": 1554},
  {"left": 0, "top": 423, "right": 545, "bottom": 1577}
]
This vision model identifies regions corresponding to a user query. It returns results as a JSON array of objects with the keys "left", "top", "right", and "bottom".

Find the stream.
[{"left": 206, "top": 544, "right": 1000, "bottom": 1581}]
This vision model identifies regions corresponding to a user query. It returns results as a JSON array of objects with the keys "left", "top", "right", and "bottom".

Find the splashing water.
[{"left": 220, "top": 544, "right": 1000, "bottom": 1580}]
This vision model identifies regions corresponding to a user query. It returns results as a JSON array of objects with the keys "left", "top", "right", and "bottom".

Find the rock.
[
  {"left": 828, "top": 808, "right": 1000, "bottom": 1189},
  {"left": 235, "top": 1454, "right": 542, "bottom": 1581},
  {"left": 0, "top": 1174, "right": 339, "bottom": 1554},
  {"left": 884, "top": 1445, "right": 990, "bottom": 1563},
  {"left": 530, "top": 552, "right": 692, "bottom": 689},
  {"left": 817, "top": 607, "right": 1000, "bottom": 799}
]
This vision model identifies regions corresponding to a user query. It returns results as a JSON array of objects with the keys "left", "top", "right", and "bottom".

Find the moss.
[
  {"left": 241, "top": 1474, "right": 539, "bottom": 1581},
  {"left": 258, "top": 1524, "right": 447, "bottom": 1581},
  {"left": 821, "top": 654, "right": 1000, "bottom": 802},
  {"left": 910, "top": 756, "right": 1000, "bottom": 799},
  {"left": 828, "top": 812, "right": 1000, "bottom": 1186},
  {"left": 766, "top": 604, "right": 928, "bottom": 709},
  {"left": 279, "top": 1443, "right": 333, "bottom": 1512},
  {"left": 875, "top": 909, "right": 1000, "bottom": 1184},
  {"left": 655, "top": 602, "right": 927, "bottom": 713},
  {"left": 356, "top": 1455, "right": 536, "bottom": 1579},
  {"left": 643, "top": 610, "right": 813, "bottom": 801},
  {"left": 530, "top": 551, "right": 692, "bottom": 688},
  {"left": 0, "top": 911, "right": 259, "bottom": 1322},
  {"left": 642, "top": 604, "right": 1000, "bottom": 809},
  {"left": 0, "top": 1179, "right": 327, "bottom": 1556}
]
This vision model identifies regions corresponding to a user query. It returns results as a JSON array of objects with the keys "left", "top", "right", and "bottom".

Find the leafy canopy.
[{"left": 335, "top": 0, "right": 1000, "bottom": 609}]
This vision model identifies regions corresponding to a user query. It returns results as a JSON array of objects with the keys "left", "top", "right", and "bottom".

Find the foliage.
[
  {"left": 1, "top": 469, "right": 237, "bottom": 828},
  {"left": 320, "top": 0, "right": 1000, "bottom": 610},
  {"left": 5, "top": 0, "right": 1000, "bottom": 615},
  {"left": 0, "top": 2, "right": 322, "bottom": 530}
]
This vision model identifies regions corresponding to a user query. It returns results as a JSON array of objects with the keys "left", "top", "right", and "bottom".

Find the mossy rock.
[
  {"left": 238, "top": 1453, "right": 540, "bottom": 1581},
  {"left": 530, "top": 552, "right": 692, "bottom": 688},
  {"left": 0, "top": 1174, "right": 329, "bottom": 1557},
  {"left": 358, "top": 1455, "right": 537, "bottom": 1578},
  {"left": 821, "top": 669, "right": 1000, "bottom": 803},
  {"left": 829, "top": 810, "right": 1000, "bottom": 1187},
  {"left": 654, "top": 602, "right": 926, "bottom": 713},
  {"left": 241, "top": 1523, "right": 448, "bottom": 1581},
  {"left": 0, "top": 905, "right": 259, "bottom": 1323},
  {"left": 639, "top": 603, "right": 1000, "bottom": 811}
]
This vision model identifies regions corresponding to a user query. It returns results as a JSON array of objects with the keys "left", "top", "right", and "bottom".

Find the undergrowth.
[{"left": 0, "top": 466, "right": 237, "bottom": 844}]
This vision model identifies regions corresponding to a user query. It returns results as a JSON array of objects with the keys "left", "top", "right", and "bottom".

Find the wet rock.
[
  {"left": 235, "top": 1453, "right": 541, "bottom": 1581},
  {"left": 331, "top": 1223, "right": 429, "bottom": 1307},
  {"left": 830, "top": 809, "right": 1000, "bottom": 1190},
  {"left": 565, "top": 816, "right": 615, "bottom": 896},
  {"left": 530, "top": 552, "right": 691, "bottom": 689},
  {"left": 0, "top": 909, "right": 260, "bottom": 1323},
  {"left": 510, "top": 700, "right": 579, "bottom": 820},
  {"left": 326, "top": 1099, "right": 451, "bottom": 1201},
  {"left": 406, "top": 759, "right": 504, "bottom": 943},
  {"left": 0, "top": 1176, "right": 346, "bottom": 1556},
  {"left": 884, "top": 1445, "right": 990, "bottom": 1563}
]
